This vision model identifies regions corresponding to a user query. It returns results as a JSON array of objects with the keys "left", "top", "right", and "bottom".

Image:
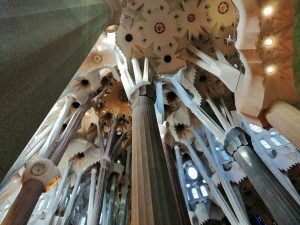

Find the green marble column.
[{"left": 0, "top": 0, "right": 111, "bottom": 180}]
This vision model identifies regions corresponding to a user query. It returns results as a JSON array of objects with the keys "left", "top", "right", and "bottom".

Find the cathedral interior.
[{"left": 1, "top": 0, "right": 300, "bottom": 225}]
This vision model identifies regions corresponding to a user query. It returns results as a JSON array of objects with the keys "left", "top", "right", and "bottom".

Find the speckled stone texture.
[{"left": 0, "top": 0, "right": 110, "bottom": 181}]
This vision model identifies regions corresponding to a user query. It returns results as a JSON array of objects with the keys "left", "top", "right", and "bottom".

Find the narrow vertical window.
[
  {"left": 260, "top": 140, "right": 271, "bottom": 149},
  {"left": 200, "top": 186, "right": 208, "bottom": 197}
]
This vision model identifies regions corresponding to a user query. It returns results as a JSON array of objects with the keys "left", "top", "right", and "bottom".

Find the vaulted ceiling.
[{"left": 0, "top": 0, "right": 299, "bottom": 182}]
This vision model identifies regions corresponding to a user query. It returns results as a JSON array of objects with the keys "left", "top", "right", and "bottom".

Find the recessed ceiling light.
[
  {"left": 263, "top": 6, "right": 273, "bottom": 16},
  {"left": 265, "top": 65, "right": 275, "bottom": 74},
  {"left": 264, "top": 38, "right": 273, "bottom": 46}
]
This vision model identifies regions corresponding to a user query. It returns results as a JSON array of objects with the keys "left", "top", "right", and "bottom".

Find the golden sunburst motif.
[
  {"left": 101, "top": 82, "right": 132, "bottom": 121},
  {"left": 202, "top": 0, "right": 238, "bottom": 36}
]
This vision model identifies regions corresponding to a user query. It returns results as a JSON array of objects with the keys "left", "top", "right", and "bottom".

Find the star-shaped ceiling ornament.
[
  {"left": 202, "top": 0, "right": 238, "bottom": 36},
  {"left": 117, "top": 0, "right": 239, "bottom": 76},
  {"left": 152, "top": 40, "right": 187, "bottom": 74},
  {"left": 116, "top": 16, "right": 149, "bottom": 59},
  {"left": 177, "top": 0, "right": 207, "bottom": 39},
  {"left": 139, "top": 3, "right": 184, "bottom": 49},
  {"left": 101, "top": 82, "right": 132, "bottom": 121}
]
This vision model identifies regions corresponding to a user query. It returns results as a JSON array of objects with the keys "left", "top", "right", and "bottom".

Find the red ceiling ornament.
[
  {"left": 187, "top": 13, "right": 196, "bottom": 23},
  {"left": 218, "top": 2, "right": 229, "bottom": 14},
  {"left": 154, "top": 22, "right": 166, "bottom": 33}
]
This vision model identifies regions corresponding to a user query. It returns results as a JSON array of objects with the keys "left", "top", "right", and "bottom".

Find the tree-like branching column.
[
  {"left": 1, "top": 90, "right": 106, "bottom": 225},
  {"left": 224, "top": 127, "right": 300, "bottom": 225},
  {"left": 90, "top": 118, "right": 125, "bottom": 225},
  {"left": 130, "top": 84, "right": 181, "bottom": 225}
]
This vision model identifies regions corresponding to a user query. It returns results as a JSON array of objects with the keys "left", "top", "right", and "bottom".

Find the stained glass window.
[
  {"left": 200, "top": 186, "right": 208, "bottom": 197},
  {"left": 249, "top": 123, "right": 263, "bottom": 133},
  {"left": 270, "top": 137, "right": 281, "bottom": 146},
  {"left": 187, "top": 166, "right": 198, "bottom": 180},
  {"left": 260, "top": 140, "right": 271, "bottom": 149}
]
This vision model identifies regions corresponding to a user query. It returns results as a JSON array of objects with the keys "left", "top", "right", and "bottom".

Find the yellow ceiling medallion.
[{"left": 92, "top": 53, "right": 102, "bottom": 63}]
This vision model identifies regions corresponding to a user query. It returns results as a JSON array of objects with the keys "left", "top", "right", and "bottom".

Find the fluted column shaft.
[
  {"left": 174, "top": 146, "right": 190, "bottom": 210},
  {"left": 225, "top": 127, "right": 300, "bottom": 225},
  {"left": 130, "top": 85, "right": 181, "bottom": 225},
  {"left": 106, "top": 174, "right": 117, "bottom": 225},
  {"left": 91, "top": 160, "right": 110, "bottom": 225}
]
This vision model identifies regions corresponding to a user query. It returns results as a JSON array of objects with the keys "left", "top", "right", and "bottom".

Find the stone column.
[
  {"left": 87, "top": 168, "right": 97, "bottom": 225},
  {"left": 2, "top": 91, "right": 103, "bottom": 225},
  {"left": 130, "top": 85, "right": 181, "bottom": 225},
  {"left": 1, "top": 159, "right": 60, "bottom": 225},
  {"left": 173, "top": 145, "right": 190, "bottom": 211},
  {"left": 91, "top": 159, "right": 110, "bottom": 225},
  {"left": 106, "top": 174, "right": 117, "bottom": 225},
  {"left": 163, "top": 144, "right": 191, "bottom": 225},
  {"left": 265, "top": 100, "right": 300, "bottom": 150},
  {"left": 1, "top": 179, "right": 44, "bottom": 225},
  {"left": 225, "top": 127, "right": 300, "bottom": 225}
]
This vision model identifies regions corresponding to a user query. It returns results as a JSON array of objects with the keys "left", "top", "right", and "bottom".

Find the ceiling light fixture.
[
  {"left": 263, "top": 6, "right": 273, "bottom": 16},
  {"left": 264, "top": 38, "right": 273, "bottom": 46},
  {"left": 265, "top": 65, "right": 275, "bottom": 74}
]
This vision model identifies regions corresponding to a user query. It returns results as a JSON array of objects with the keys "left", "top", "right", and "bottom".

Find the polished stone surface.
[{"left": 0, "top": 0, "right": 109, "bottom": 181}]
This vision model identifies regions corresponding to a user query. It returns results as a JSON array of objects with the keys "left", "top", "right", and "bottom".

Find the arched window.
[
  {"left": 187, "top": 166, "right": 198, "bottom": 180},
  {"left": 260, "top": 140, "right": 271, "bottom": 149},
  {"left": 270, "top": 137, "right": 281, "bottom": 146},
  {"left": 200, "top": 186, "right": 208, "bottom": 197},
  {"left": 191, "top": 188, "right": 200, "bottom": 199},
  {"left": 249, "top": 123, "right": 263, "bottom": 133}
]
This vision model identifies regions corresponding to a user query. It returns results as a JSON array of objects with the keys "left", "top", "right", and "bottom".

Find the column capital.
[
  {"left": 224, "top": 127, "right": 252, "bottom": 156},
  {"left": 130, "top": 84, "right": 156, "bottom": 104},
  {"left": 22, "top": 158, "right": 61, "bottom": 192}
]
